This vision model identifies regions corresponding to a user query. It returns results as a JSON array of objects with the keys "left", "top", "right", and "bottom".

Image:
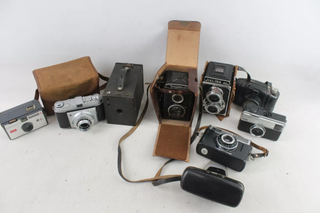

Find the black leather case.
[{"left": 180, "top": 167, "right": 244, "bottom": 207}]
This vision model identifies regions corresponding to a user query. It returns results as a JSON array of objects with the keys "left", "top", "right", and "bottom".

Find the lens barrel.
[
  {"left": 250, "top": 124, "right": 266, "bottom": 137},
  {"left": 168, "top": 104, "right": 185, "bottom": 118}
]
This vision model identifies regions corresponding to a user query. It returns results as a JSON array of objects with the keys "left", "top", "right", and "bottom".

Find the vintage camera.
[
  {"left": 234, "top": 78, "right": 279, "bottom": 112},
  {"left": 102, "top": 63, "right": 144, "bottom": 126},
  {"left": 181, "top": 163, "right": 244, "bottom": 207},
  {"left": 196, "top": 125, "right": 253, "bottom": 171},
  {"left": 158, "top": 71, "right": 195, "bottom": 121},
  {"left": 201, "top": 61, "right": 236, "bottom": 116},
  {"left": 53, "top": 94, "right": 105, "bottom": 131},
  {"left": 238, "top": 102, "right": 287, "bottom": 141},
  {"left": 0, "top": 100, "right": 48, "bottom": 140}
]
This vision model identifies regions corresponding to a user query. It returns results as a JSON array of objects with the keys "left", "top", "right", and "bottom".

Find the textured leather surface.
[
  {"left": 153, "top": 123, "right": 190, "bottom": 161},
  {"left": 33, "top": 56, "right": 99, "bottom": 115},
  {"left": 166, "top": 21, "right": 201, "bottom": 68}
]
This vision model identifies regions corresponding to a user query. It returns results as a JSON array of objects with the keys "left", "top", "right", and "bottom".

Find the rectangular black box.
[{"left": 102, "top": 63, "right": 144, "bottom": 126}]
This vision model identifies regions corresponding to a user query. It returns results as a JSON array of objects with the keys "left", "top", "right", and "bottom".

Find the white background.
[{"left": 0, "top": 0, "right": 319, "bottom": 212}]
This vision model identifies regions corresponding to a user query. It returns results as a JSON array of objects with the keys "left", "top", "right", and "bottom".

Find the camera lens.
[
  {"left": 204, "top": 101, "right": 225, "bottom": 115},
  {"left": 77, "top": 119, "right": 92, "bottom": 132},
  {"left": 207, "top": 106, "right": 218, "bottom": 114},
  {"left": 217, "top": 133, "right": 238, "bottom": 150},
  {"left": 206, "top": 87, "right": 223, "bottom": 103},
  {"left": 21, "top": 122, "right": 33, "bottom": 132},
  {"left": 250, "top": 124, "right": 266, "bottom": 137},
  {"left": 172, "top": 94, "right": 184, "bottom": 103},
  {"left": 168, "top": 104, "right": 185, "bottom": 118},
  {"left": 208, "top": 94, "right": 220, "bottom": 103}
]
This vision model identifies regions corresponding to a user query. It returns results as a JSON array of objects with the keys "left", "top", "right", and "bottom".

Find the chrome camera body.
[
  {"left": 202, "top": 62, "right": 236, "bottom": 116},
  {"left": 238, "top": 102, "right": 287, "bottom": 141},
  {"left": 53, "top": 94, "right": 105, "bottom": 132}
]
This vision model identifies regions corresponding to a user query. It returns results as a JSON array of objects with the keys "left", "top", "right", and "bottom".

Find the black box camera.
[{"left": 102, "top": 63, "right": 144, "bottom": 126}]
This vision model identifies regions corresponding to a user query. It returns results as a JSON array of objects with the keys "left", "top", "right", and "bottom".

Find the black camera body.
[
  {"left": 202, "top": 62, "right": 236, "bottom": 116},
  {"left": 102, "top": 63, "right": 144, "bottom": 126},
  {"left": 238, "top": 102, "right": 287, "bottom": 141},
  {"left": 196, "top": 126, "right": 252, "bottom": 171},
  {"left": 234, "top": 78, "right": 279, "bottom": 112},
  {"left": 159, "top": 71, "right": 195, "bottom": 121}
]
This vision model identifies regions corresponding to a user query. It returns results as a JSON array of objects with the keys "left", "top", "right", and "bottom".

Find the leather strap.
[
  {"left": 117, "top": 85, "right": 182, "bottom": 183},
  {"left": 197, "top": 126, "right": 269, "bottom": 160},
  {"left": 98, "top": 73, "right": 109, "bottom": 91},
  {"left": 151, "top": 86, "right": 203, "bottom": 186},
  {"left": 34, "top": 89, "right": 40, "bottom": 100}
]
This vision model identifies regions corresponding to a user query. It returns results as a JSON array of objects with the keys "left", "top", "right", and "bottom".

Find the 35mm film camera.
[
  {"left": 196, "top": 125, "right": 253, "bottom": 171},
  {"left": 53, "top": 94, "right": 105, "bottom": 131}
]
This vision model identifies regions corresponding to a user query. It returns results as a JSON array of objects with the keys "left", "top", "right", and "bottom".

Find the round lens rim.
[
  {"left": 172, "top": 94, "right": 184, "bottom": 104},
  {"left": 21, "top": 122, "right": 34, "bottom": 132},
  {"left": 250, "top": 124, "right": 266, "bottom": 137},
  {"left": 168, "top": 104, "right": 186, "bottom": 118},
  {"left": 77, "top": 119, "right": 92, "bottom": 132},
  {"left": 216, "top": 133, "right": 238, "bottom": 150}
]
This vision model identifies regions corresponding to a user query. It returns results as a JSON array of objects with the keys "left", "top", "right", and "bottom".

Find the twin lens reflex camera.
[
  {"left": 202, "top": 61, "right": 236, "bottom": 116},
  {"left": 158, "top": 71, "right": 195, "bottom": 121},
  {"left": 53, "top": 94, "right": 105, "bottom": 132}
]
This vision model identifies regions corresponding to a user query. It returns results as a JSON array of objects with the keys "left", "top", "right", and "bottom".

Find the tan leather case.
[
  {"left": 33, "top": 56, "right": 99, "bottom": 115},
  {"left": 150, "top": 21, "right": 201, "bottom": 162}
]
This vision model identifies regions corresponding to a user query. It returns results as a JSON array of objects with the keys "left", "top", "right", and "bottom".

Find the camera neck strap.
[
  {"left": 197, "top": 126, "right": 269, "bottom": 160},
  {"left": 117, "top": 84, "right": 182, "bottom": 184}
]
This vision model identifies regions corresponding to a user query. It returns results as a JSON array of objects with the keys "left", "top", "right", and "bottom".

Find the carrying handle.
[
  {"left": 117, "top": 64, "right": 133, "bottom": 91},
  {"left": 237, "top": 66, "right": 251, "bottom": 82}
]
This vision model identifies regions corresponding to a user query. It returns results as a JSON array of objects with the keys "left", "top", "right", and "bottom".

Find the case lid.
[
  {"left": 33, "top": 56, "right": 99, "bottom": 102},
  {"left": 153, "top": 122, "right": 191, "bottom": 161},
  {"left": 165, "top": 21, "right": 201, "bottom": 69}
]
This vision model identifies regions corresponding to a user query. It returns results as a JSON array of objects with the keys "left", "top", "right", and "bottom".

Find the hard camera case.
[
  {"left": 33, "top": 57, "right": 101, "bottom": 116},
  {"left": 102, "top": 63, "right": 144, "bottom": 126},
  {"left": 150, "top": 20, "right": 201, "bottom": 161}
]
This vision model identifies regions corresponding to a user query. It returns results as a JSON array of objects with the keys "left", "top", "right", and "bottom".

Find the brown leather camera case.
[
  {"left": 150, "top": 21, "right": 201, "bottom": 162},
  {"left": 33, "top": 56, "right": 100, "bottom": 115}
]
